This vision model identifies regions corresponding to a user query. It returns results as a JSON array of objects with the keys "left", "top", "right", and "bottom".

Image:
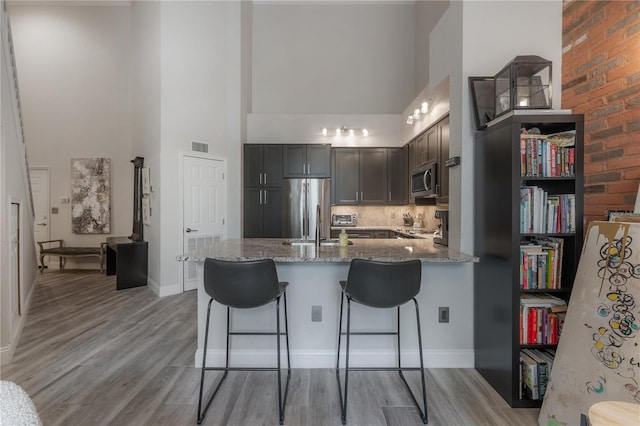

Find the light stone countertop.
[{"left": 177, "top": 238, "right": 477, "bottom": 263}]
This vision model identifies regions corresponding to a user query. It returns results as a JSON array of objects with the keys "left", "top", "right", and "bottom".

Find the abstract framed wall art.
[
  {"left": 539, "top": 221, "right": 639, "bottom": 425},
  {"left": 71, "top": 158, "right": 111, "bottom": 234}
]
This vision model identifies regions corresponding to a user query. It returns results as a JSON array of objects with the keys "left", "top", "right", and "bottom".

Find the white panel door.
[
  {"left": 183, "top": 156, "right": 226, "bottom": 291},
  {"left": 29, "top": 168, "right": 50, "bottom": 266}
]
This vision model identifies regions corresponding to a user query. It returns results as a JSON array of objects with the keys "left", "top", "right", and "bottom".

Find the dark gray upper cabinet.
[
  {"left": 387, "top": 146, "right": 408, "bottom": 205},
  {"left": 331, "top": 148, "right": 388, "bottom": 205},
  {"left": 408, "top": 135, "right": 421, "bottom": 171},
  {"left": 438, "top": 116, "right": 450, "bottom": 204},
  {"left": 360, "top": 148, "right": 388, "bottom": 204},
  {"left": 407, "top": 115, "right": 450, "bottom": 204},
  {"left": 244, "top": 144, "right": 282, "bottom": 187},
  {"left": 331, "top": 148, "right": 359, "bottom": 204},
  {"left": 282, "top": 144, "right": 331, "bottom": 178}
]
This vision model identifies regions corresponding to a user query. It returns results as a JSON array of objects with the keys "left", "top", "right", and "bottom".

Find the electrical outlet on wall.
[
  {"left": 311, "top": 305, "right": 322, "bottom": 322},
  {"left": 438, "top": 306, "right": 450, "bottom": 323}
]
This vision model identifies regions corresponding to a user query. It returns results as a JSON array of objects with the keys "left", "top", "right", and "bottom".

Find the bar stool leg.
[
  {"left": 197, "top": 301, "right": 230, "bottom": 425},
  {"left": 414, "top": 298, "right": 428, "bottom": 424},
  {"left": 276, "top": 297, "right": 284, "bottom": 425},
  {"left": 397, "top": 306, "right": 402, "bottom": 371},
  {"left": 197, "top": 299, "right": 213, "bottom": 424},
  {"left": 336, "top": 293, "right": 345, "bottom": 370},
  {"left": 342, "top": 298, "right": 352, "bottom": 425}
]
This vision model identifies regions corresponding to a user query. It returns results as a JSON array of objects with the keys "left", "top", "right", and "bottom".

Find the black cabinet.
[
  {"left": 106, "top": 237, "right": 148, "bottom": 290},
  {"left": 243, "top": 144, "right": 283, "bottom": 238},
  {"left": 329, "top": 229, "right": 390, "bottom": 239},
  {"left": 331, "top": 148, "right": 387, "bottom": 205},
  {"left": 473, "top": 113, "right": 584, "bottom": 408},
  {"left": 244, "top": 145, "right": 282, "bottom": 187},
  {"left": 409, "top": 128, "right": 437, "bottom": 170},
  {"left": 437, "top": 116, "right": 450, "bottom": 204},
  {"left": 360, "top": 149, "right": 388, "bottom": 204},
  {"left": 283, "top": 144, "right": 331, "bottom": 178},
  {"left": 408, "top": 115, "right": 450, "bottom": 204},
  {"left": 387, "top": 147, "right": 408, "bottom": 205},
  {"left": 243, "top": 187, "right": 282, "bottom": 238}
]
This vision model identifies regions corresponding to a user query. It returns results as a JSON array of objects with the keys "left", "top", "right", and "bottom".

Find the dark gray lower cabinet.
[
  {"left": 330, "top": 229, "right": 390, "bottom": 239},
  {"left": 243, "top": 187, "right": 282, "bottom": 238}
]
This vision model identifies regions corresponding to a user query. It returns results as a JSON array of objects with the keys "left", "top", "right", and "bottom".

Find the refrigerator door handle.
[{"left": 303, "top": 182, "right": 309, "bottom": 237}]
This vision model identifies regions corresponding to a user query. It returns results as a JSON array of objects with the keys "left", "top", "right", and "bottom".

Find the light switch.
[
  {"left": 51, "top": 207, "right": 59, "bottom": 214},
  {"left": 60, "top": 196, "right": 70, "bottom": 204}
]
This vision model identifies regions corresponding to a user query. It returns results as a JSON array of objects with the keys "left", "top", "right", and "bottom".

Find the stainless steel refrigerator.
[{"left": 282, "top": 178, "right": 331, "bottom": 240}]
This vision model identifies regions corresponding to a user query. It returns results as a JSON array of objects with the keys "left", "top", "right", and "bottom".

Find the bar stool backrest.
[
  {"left": 204, "top": 258, "right": 281, "bottom": 309},
  {"left": 345, "top": 259, "right": 422, "bottom": 308}
]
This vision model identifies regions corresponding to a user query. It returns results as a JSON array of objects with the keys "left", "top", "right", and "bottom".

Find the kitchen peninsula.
[{"left": 178, "top": 238, "right": 477, "bottom": 369}]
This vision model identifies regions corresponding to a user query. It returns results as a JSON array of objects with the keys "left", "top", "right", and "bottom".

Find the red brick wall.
[{"left": 562, "top": 0, "right": 640, "bottom": 224}]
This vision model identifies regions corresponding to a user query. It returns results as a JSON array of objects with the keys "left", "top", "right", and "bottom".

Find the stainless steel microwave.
[{"left": 411, "top": 161, "right": 437, "bottom": 198}]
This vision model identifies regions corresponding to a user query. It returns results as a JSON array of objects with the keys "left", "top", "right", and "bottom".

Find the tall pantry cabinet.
[
  {"left": 473, "top": 113, "right": 584, "bottom": 408},
  {"left": 243, "top": 144, "right": 283, "bottom": 238}
]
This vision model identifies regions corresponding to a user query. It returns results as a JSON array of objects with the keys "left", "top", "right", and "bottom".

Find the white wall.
[
  {"left": 8, "top": 4, "right": 133, "bottom": 268},
  {"left": 458, "top": 0, "right": 563, "bottom": 255},
  {"left": 400, "top": 0, "right": 562, "bottom": 254},
  {"left": 131, "top": 1, "right": 161, "bottom": 291},
  {"left": 414, "top": 0, "right": 449, "bottom": 92},
  {"left": 157, "top": 1, "right": 243, "bottom": 295},
  {"left": 248, "top": 2, "right": 417, "bottom": 148},
  {"left": 1, "top": 4, "right": 38, "bottom": 364},
  {"left": 252, "top": 2, "right": 416, "bottom": 114}
]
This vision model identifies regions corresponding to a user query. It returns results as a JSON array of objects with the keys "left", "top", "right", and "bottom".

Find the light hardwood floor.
[{"left": 2, "top": 270, "right": 539, "bottom": 426}]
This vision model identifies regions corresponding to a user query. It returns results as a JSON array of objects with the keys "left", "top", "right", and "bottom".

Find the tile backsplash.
[{"left": 331, "top": 205, "right": 442, "bottom": 231}]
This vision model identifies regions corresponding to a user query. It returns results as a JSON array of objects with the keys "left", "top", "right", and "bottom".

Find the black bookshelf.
[{"left": 473, "top": 113, "right": 584, "bottom": 408}]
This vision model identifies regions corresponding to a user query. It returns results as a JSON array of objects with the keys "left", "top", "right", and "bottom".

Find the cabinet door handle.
[
  {"left": 389, "top": 191, "right": 391, "bottom": 201},
  {"left": 259, "top": 173, "right": 263, "bottom": 185},
  {"left": 302, "top": 164, "right": 306, "bottom": 174},
  {"left": 360, "top": 192, "right": 363, "bottom": 202},
  {"left": 307, "top": 163, "right": 310, "bottom": 175},
  {"left": 259, "top": 190, "right": 263, "bottom": 205},
  {"left": 355, "top": 192, "right": 358, "bottom": 202},
  {"left": 264, "top": 173, "right": 267, "bottom": 185},
  {"left": 264, "top": 189, "right": 267, "bottom": 205}
]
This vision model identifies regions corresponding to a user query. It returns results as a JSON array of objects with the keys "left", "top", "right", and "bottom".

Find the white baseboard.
[
  {"left": 0, "top": 276, "right": 37, "bottom": 365},
  {"left": 194, "top": 348, "right": 474, "bottom": 369},
  {"left": 158, "top": 281, "right": 183, "bottom": 297}
]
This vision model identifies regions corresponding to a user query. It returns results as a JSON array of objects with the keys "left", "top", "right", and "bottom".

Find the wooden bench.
[{"left": 37, "top": 239, "right": 106, "bottom": 274}]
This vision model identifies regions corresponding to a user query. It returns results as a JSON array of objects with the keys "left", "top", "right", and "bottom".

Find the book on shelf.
[
  {"left": 519, "top": 132, "right": 575, "bottom": 178},
  {"left": 520, "top": 186, "right": 575, "bottom": 234},
  {"left": 519, "top": 239, "right": 564, "bottom": 289},
  {"left": 520, "top": 294, "right": 567, "bottom": 344},
  {"left": 522, "top": 349, "right": 552, "bottom": 399},
  {"left": 520, "top": 351, "right": 539, "bottom": 400}
]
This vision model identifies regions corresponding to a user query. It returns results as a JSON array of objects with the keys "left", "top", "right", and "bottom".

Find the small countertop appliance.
[
  {"left": 434, "top": 210, "right": 449, "bottom": 246},
  {"left": 332, "top": 214, "right": 357, "bottom": 227}
]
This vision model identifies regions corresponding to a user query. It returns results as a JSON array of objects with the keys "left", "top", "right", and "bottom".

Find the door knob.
[{"left": 186, "top": 228, "right": 198, "bottom": 233}]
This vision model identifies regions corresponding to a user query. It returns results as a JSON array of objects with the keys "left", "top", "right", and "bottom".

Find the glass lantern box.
[{"left": 494, "top": 55, "right": 552, "bottom": 118}]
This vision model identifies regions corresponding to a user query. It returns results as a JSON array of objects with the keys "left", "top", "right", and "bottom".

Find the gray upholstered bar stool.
[
  {"left": 197, "top": 258, "right": 291, "bottom": 425},
  {"left": 335, "top": 258, "right": 427, "bottom": 424}
]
